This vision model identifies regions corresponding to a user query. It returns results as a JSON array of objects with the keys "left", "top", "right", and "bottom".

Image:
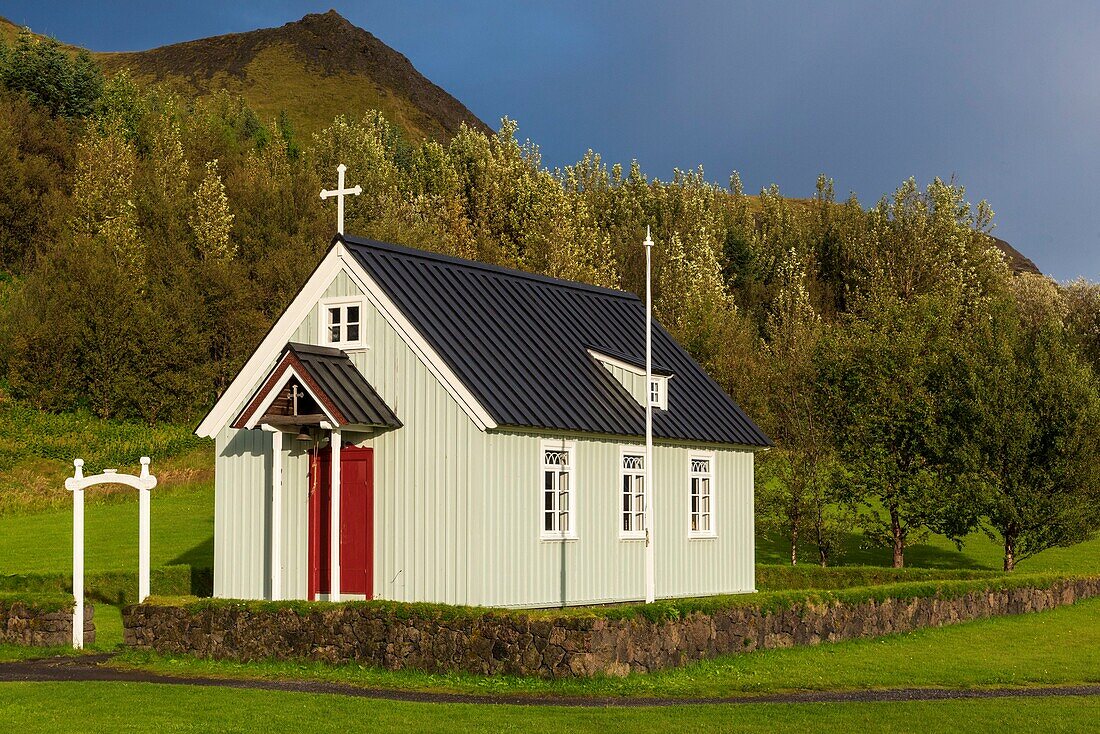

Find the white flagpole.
[{"left": 644, "top": 227, "right": 655, "bottom": 604}]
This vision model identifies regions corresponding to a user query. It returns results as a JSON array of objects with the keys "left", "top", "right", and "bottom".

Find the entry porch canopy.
[{"left": 233, "top": 342, "right": 400, "bottom": 600}]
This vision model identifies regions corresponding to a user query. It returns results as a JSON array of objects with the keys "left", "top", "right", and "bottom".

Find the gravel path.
[{"left": 1, "top": 654, "right": 1098, "bottom": 707}]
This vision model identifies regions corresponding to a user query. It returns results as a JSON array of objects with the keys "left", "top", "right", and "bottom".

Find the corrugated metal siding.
[
  {"left": 477, "top": 431, "right": 756, "bottom": 608},
  {"left": 602, "top": 362, "right": 646, "bottom": 406},
  {"left": 214, "top": 426, "right": 269, "bottom": 599}
]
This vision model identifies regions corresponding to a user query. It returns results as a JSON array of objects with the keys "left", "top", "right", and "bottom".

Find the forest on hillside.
[{"left": 0, "top": 31, "right": 1098, "bottom": 571}]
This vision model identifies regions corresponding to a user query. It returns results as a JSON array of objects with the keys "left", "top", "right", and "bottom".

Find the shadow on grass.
[
  {"left": 169, "top": 536, "right": 214, "bottom": 597},
  {"left": 756, "top": 531, "right": 998, "bottom": 570}
]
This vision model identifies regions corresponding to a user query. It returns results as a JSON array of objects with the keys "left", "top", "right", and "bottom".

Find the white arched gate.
[{"left": 65, "top": 457, "right": 158, "bottom": 649}]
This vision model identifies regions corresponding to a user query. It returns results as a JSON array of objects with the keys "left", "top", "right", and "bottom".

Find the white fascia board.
[
  {"left": 336, "top": 243, "right": 498, "bottom": 431},
  {"left": 195, "top": 247, "right": 345, "bottom": 438},
  {"left": 195, "top": 241, "right": 498, "bottom": 438},
  {"left": 587, "top": 348, "right": 673, "bottom": 380}
]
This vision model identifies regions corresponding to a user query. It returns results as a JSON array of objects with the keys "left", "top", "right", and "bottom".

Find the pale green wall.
[
  {"left": 213, "top": 264, "right": 756, "bottom": 606},
  {"left": 602, "top": 361, "right": 647, "bottom": 405},
  {"left": 474, "top": 431, "right": 754, "bottom": 607}
]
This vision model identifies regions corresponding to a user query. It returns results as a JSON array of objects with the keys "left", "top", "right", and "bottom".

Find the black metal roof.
[
  {"left": 342, "top": 236, "right": 772, "bottom": 447},
  {"left": 286, "top": 342, "right": 402, "bottom": 429}
]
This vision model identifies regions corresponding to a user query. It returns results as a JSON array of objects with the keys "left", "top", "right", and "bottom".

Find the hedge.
[
  {"left": 0, "top": 565, "right": 198, "bottom": 606},
  {"left": 0, "top": 590, "right": 74, "bottom": 613},
  {"left": 142, "top": 572, "right": 1096, "bottom": 625},
  {"left": 755, "top": 564, "right": 1001, "bottom": 591}
]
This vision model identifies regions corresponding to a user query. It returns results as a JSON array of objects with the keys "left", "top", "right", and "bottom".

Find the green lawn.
[
  {"left": 0, "top": 481, "right": 213, "bottom": 574},
  {"left": 2, "top": 681, "right": 1097, "bottom": 733},
  {"left": 757, "top": 526, "right": 1100, "bottom": 574}
]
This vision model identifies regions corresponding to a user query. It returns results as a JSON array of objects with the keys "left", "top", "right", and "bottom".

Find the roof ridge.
[{"left": 341, "top": 235, "right": 640, "bottom": 300}]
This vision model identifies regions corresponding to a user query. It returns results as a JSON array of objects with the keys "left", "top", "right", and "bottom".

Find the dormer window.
[
  {"left": 649, "top": 376, "right": 668, "bottom": 410},
  {"left": 319, "top": 298, "right": 364, "bottom": 349}
]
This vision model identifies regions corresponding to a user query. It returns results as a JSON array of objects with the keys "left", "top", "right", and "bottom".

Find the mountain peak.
[{"left": 97, "top": 12, "right": 490, "bottom": 141}]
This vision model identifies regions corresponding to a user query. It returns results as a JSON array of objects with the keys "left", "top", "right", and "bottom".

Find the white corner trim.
[
  {"left": 337, "top": 245, "right": 498, "bottom": 431},
  {"left": 196, "top": 247, "right": 346, "bottom": 438},
  {"left": 243, "top": 365, "right": 338, "bottom": 429}
]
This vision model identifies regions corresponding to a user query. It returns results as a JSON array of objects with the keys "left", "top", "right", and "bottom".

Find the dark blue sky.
[{"left": 5, "top": 1, "right": 1099, "bottom": 280}]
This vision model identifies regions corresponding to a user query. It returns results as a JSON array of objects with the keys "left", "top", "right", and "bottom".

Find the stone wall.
[
  {"left": 122, "top": 578, "right": 1100, "bottom": 678},
  {"left": 0, "top": 599, "right": 93, "bottom": 647}
]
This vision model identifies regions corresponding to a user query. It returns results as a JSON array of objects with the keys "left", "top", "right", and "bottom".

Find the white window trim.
[
  {"left": 318, "top": 296, "right": 366, "bottom": 349},
  {"left": 619, "top": 447, "right": 646, "bottom": 540},
  {"left": 688, "top": 450, "right": 717, "bottom": 539},
  {"left": 540, "top": 439, "right": 577, "bottom": 541},
  {"left": 649, "top": 375, "right": 669, "bottom": 411}
]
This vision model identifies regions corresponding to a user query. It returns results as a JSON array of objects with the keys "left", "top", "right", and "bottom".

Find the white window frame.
[
  {"left": 318, "top": 297, "right": 365, "bottom": 349},
  {"left": 688, "top": 451, "right": 717, "bottom": 539},
  {"left": 619, "top": 448, "right": 646, "bottom": 540},
  {"left": 649, "top": 375, "right": 668, "bottom": 410},
  {"left": 540, "top": 439, "right": 577, "bottom": 541}
]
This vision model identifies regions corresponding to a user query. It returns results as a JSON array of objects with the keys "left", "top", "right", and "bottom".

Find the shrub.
[{"left": 0, "top": 564, "right": 194, "bottom": 606}]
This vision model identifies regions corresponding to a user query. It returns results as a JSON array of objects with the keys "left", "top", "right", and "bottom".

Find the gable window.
[
  {"left": 320, "top": 299, "right": 364, "bottom": 349},
  {"left": 649, "top": 376, "right": 668, "bottom": 410},
  {"left": 620, "top": 452, "right": 646, "bottom": 539},
  {"left": 689, "top": 454, "right": 716, "bottom": 538},
  {"left": 542, "top": 441, "right": 576, "bottom": 540}
]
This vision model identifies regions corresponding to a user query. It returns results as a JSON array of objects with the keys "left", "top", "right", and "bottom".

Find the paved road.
[{"left": 1, "top": 654, "right": 1098, "bottom": 707}]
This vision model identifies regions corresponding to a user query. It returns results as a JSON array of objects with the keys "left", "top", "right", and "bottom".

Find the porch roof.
[{"left": 232, "top": 342, "right": 402, "bottom": 431}]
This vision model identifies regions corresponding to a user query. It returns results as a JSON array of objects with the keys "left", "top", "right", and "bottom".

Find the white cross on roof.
[{"left": 319, "top": 163, "right": 362, "bottom": 235}]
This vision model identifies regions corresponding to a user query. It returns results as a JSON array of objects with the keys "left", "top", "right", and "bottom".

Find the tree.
[
  {"left": 0, "top": 29, "right": 102, "bottom": 118},
  {"left": 946, "top": 292, "right": 1100, "bottom": 570},
  {"left": 760, "top": 248, "right": 837, "bottom": 565},
  {"left": 1064, "top": 279, "right": 1100, "bottom": 375},
  {"left": 818, "top": 291, "right": 976, "bottom": 567},
  {"left": 190, "top": 159, "right": 235, "bottom": 260}
]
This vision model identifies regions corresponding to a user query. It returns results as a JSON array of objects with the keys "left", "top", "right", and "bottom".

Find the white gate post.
[
  {"left": 330, "top": 429, "right": 342, "bottom": 602},
  {"left": 66, "top": 457, "right": 157, "bottom": 649},
  {"left": 71, "top": 459, "right": 85, "bottom": 649},
  {"left": 138, "top": 457, "right": 151, "bottom": 603}
]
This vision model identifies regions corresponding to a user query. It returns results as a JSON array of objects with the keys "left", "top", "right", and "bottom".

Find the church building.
[{"left": 196, "top": 232, "right": 772, "bottom": 608}]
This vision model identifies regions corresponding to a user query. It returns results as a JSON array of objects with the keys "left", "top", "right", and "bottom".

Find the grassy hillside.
[
  {"left": 0, "top": 389, "right": 210, "bottom": 515},
  {"left": 94, "top": 10, "right": 490, "bottom": 142}
]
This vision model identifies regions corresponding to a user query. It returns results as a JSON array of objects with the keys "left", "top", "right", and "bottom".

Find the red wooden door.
[{"left": 308, "top": 446, "right": 374, "bottom": 600}]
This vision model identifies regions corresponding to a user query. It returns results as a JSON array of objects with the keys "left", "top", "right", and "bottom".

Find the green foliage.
[
  {"left": 0, "top": 565, "right": 192, "bottom": 606},
  {"left": 0, "top": 28, "right": 102, "bottom": 118},
  {"left": 754, "top": 563, "right": 1000, "bottom": 590},
  {"left": 0, "top": 590, "right": 73, "bottom": 612},
  {"left": 145, "top": 572, "right": 1089, "bottom": 626},
  {"left": 943, "top": 287, "right": 1100, "bottom": 569},
  {"left": 0, "top": 69, "right": 1095, "bottom": 570},
  {"left": 817, "top": 291, "right": 978, "bottom": 566},
  {"left": 189, "top": 159, "right": 235, "bottom": 259},
  {"left": 0, "top": 394, "right": 204, "bottom": 478}
]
